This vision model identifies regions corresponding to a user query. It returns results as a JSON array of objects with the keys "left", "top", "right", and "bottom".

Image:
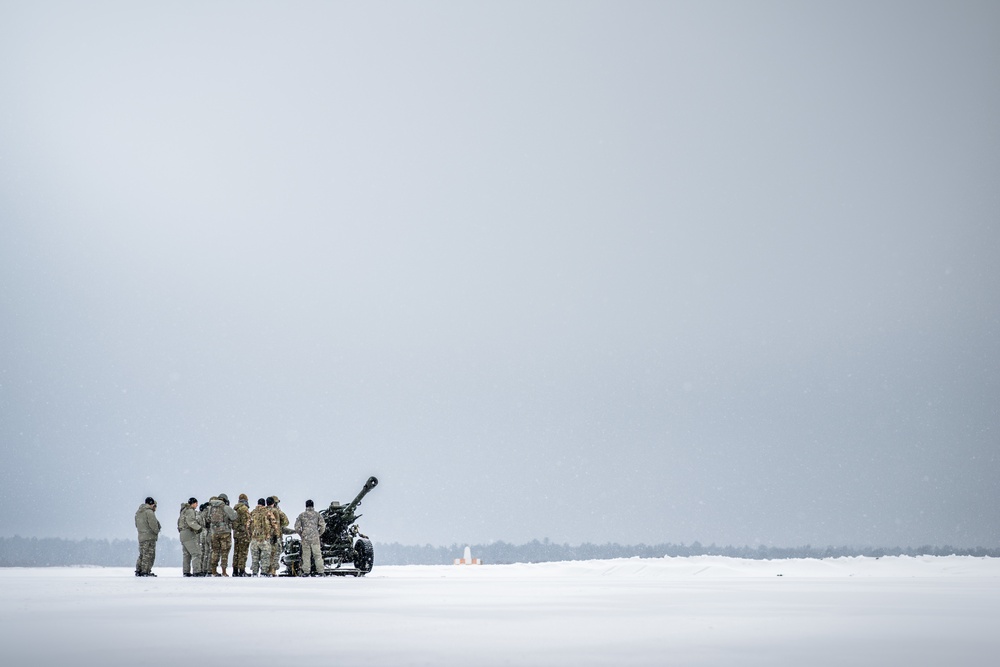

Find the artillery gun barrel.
[{"left": 343, "top": 476, "right": 378, "bottom": 517}]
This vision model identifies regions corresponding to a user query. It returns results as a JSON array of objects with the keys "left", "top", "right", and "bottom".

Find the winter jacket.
[
  {"left": 273, "top": 505, "right": 292, "bottom": 535},
  {"left": 233, "top": 501, "right": 251, "bottom": 541},
  {"left": 197, "top": 507, "right": 211, "bottom": 544},
  {"left": 206, "top": 497, "right": 238, "bottom": 533},
  {"left": 177, "top": 504, "right": 203, "bottom": 542},
  {"left": 294, "top": 509, "right": 327, "bottom": 542},
  {"left": 249, "top": 505, "right": 279, "bottom": 541},
  {"left": 135, "top": 503, "right": 161, "bottom": 542}
]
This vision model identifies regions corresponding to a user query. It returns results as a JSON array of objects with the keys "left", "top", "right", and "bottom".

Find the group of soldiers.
[{"left": 133, "top": 493, "right": 328, "bottom": 577}]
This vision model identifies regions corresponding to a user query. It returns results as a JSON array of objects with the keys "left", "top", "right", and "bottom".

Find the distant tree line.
[
  {"left": 1, "top": 536, "right": 997, "bottom": 567},
  {"left": 372, "top": 540, "right": 1000, "bottom": 565},
  {"left": 0, "top": 536, "right": 182, "bottom": 567}
]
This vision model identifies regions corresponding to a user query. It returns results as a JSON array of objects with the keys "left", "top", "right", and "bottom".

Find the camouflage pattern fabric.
[
  {"left": 211, "top": 531, "right": 233, "bottom": 570},
  {"left": 294, "top": 507, "right": 326, "bottom": 575},
  {"left": 250, "top": 505, "right": 279, "bottom": 573},
  {"left": 275, "top": 506, "right": 289, "bottom": 532},
  {"left": 249, "top": 505, "right": 279, "bottom": 540},
  {"left": 249, "top": 539, "right": 272, "bottom": 575},
  {"left": 268, "top": 538, "right": 281, "bottom": 574},
  {"left": 198, "top": 510, "right": 212, "bottom": 574},
  {"left": 300, "top": 538, "right": 323, "bottom": 575},
  {"left": 269, "top": 505, "right": 289, "bottom": 574},
  {"left": 207, "top": 498, "right": 237, "bottom": 532},
  {"left": 233, "top": 502, "right": 251, "bottom": 540},
  {"left": 233, "top": 537, "right": 250, "bottom": 572},
  {"left": 136, "top": 539, "right": 157, "bottom": 574},
  {"left": 135, "top": 502, "right": 160, "bottom": 575},
  {"left": 232, "top": 502, "right": 251, "bottom": 572},
  {"left": 294, "top": 508, "right": 327, "bottom": 542}
]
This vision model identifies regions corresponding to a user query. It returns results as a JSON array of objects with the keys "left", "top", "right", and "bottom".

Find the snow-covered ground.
[{"left": 2, "top": 556, "right": 998, "bottom": 666}]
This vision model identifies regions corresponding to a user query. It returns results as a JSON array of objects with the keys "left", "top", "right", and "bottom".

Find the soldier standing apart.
[
  {"left": 268, "top": 495, "right": 290, "bottom": 576},
  {"left": 232, "top": 493, "right": 252, "bottom": 577},
  {"left": 134, "top": 497, "right": 160, "bottom": 577},
  {"left": 178, "top": 498, "right": 203, "bottom": 577},
  {"left": 197, "top": 501, "right": 212, "bottom": 576},
  {"left": 207, "top": 493, "right": 238, "bottom": 576},
  {"left": 294, "top": 499, "right": 327, "bottom": 576},
  {"left": 249, "top": 498, "right": 279, "bottom": 576}
]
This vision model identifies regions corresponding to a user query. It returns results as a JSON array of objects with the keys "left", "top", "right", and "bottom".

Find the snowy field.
[{"left": 2, "top": 556, "right": 999, "bottom": 666}]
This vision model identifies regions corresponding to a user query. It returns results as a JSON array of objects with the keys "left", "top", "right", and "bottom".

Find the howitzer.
[
  {"left": 279, "top": 476, "right": 379, "bottom": 577},
  {"left": 323, "top": 475, "right": 378, "bottom": 539}
]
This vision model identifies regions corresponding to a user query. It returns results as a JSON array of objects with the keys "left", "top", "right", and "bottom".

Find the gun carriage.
[{"left": 279, "top": 476, "right": 379, "bottom": 576}]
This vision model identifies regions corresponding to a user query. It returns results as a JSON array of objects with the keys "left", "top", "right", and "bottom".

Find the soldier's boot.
[
  {"left": 211, "top": 565, "right": 219, "bottom": 577},
  {"left": 221, "top": 566, "right": 229, "bottom": 577}
]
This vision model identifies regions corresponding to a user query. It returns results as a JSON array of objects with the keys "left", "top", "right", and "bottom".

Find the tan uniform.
[
  {"left": 232, "top": 500, "right": 252, "bottom": 575},
  {"left": 268, "top": 499, "right": 290, "bottom": 575},
  {"left": 249, "top": 504, "right": 279, "bottom": 576}
]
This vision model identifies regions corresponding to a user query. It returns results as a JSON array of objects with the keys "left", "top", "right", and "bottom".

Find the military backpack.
[{"left": 210, "top": 503, "right": 229, "bottom": 530}]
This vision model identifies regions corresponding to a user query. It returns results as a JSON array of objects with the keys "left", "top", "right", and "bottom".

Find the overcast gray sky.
[{"left": 1, "top": 1, "right": 998, "bottom": 549}]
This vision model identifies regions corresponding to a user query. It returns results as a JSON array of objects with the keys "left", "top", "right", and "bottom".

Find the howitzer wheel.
[{"left": 354, "top": 538, "right": 374, "bottom": 574}]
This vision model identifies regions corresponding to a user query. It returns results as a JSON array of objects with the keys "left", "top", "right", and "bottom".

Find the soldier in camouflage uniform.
[
  {"left": 294, "top": 499, "right": 327, "bottom": 576},
  {"left": 268, "top": 495, "right": 290, "bottom": 576},
  {"left": 134, "top": 497, "right": 160, "bottom": 577},
  {"left": 232, "top": 493, "right": 252, "bottom": 577},
  {"left": 197, "top": 501, "right": 213, "bottom": 576},
  {"left": 207, "top": 493, "right": 238, "bottom": 576},
  {"left": 177, "top": 498, "right": 203, "bottom": 577},
  {"left": 249, "top": 498, "right": 279, "bottom": 576}
]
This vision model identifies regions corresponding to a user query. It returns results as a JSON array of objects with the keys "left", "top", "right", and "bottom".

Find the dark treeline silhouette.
[
  {"left": 377, "top": 539, "right": 1000, "bottom": 565},
  {"left": 2, "top": 536, "right": 997, "bottom": 567},
  {"left": 0, "top": 536, "right": 182, "bottom": 567}
]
